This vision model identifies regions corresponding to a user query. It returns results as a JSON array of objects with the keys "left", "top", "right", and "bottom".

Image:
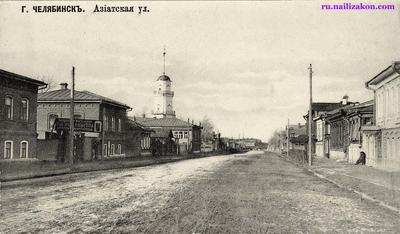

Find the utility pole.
[
  {"left": 287, "top": 119, "right": 290, "bottom": 157},
  {"left": 308, "top": 64, "right": 313, "bottom": 166},
  {"left": 69, "top": 67, "right": 75, "bottom": 166}
]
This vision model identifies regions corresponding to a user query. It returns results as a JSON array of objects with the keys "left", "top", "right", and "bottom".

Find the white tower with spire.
[{"left": 153, "top": 48, "right": 175, "bottom": 118}]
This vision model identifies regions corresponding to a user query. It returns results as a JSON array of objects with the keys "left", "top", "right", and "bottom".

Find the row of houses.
[
  {"left": 1, "top": 66, "right": 205, "bottom": 162},
  {"left": 303, "top": 61, "right": 400, "bottom": 172}
]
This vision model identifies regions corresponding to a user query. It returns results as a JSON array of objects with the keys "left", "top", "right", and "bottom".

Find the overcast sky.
[{"left": 1, "top": 1, "right": 400, "bottom": 141}]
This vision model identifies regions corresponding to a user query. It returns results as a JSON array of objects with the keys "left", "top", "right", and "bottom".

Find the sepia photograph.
[{"left": 1, "top": 0, "right": 400, "bottom": 233}]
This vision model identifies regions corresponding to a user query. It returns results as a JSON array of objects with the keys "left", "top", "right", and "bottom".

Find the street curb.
[
  {"left": 0, "top": 153, "right": 232, "bottom": 188},
  {"left": 275, "top": 153, "right": 400, "bottom": 215}
]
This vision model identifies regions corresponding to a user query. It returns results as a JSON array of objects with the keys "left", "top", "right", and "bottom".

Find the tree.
[
  {"left": 200, "top": 116, "right": 215, "bottom": 142},
  {"left": 268, "top": 130, "right": 285, "bottom": 150},
  {"left": 38, "top": 75, "right": 56, "bottom": 93}
]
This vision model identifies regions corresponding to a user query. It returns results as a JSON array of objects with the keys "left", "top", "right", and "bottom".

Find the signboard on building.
[{"left": 55, "top": 118, "right": 102, "bottom": 133}]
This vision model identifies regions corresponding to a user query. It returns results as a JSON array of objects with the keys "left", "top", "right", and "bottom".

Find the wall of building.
[
  {"left": 375, "top": 73, "right": 400, "bottom": 129},
  {"left": 101, "top": 103, "right": 128, "bottom": 158},
  {"left": 37, "top": 102, "right": 100, "bottom": 139},
  {"left": 1, "top": 78, "right": 40, "bottom": 159}
]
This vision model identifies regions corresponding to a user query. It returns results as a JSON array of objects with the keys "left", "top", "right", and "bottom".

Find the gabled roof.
[
  {"left": 133, "top": 117, "right": 193, "bottom": 128},
  {"left": 0, "top": 69, "right": 47, "bottom": 86},
  {"left": 38, "top": 89, "right": 131, "bottom": 109}
]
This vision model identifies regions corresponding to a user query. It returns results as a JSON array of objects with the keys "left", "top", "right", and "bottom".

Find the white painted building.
[{"left": 362, "top": 61, "right": 400, "bottom": 171}]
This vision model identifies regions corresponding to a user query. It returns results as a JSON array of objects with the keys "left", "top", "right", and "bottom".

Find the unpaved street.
[{"left": 1, "top": 151, "right": 400, "bottom": 233}]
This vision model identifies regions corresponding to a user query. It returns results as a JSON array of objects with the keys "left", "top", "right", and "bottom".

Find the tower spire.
[{"left": 163, "top": 46, "right": 166, "bottom": 75}]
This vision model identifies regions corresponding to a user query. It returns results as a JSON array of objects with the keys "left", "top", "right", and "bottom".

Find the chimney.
[
  {"left": 60, "top": 83, "right": 68, "bottom": 90},
  {"left": 142, "top": 113, "right": 146, "bottom": 118},
  {"left": 298, "top": 123, "right": 301, "bottom": 128},
  {"left": 342, "top": 94, "right": 349, "bottom": 105}
]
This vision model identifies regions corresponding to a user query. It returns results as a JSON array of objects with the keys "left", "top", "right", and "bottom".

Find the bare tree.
[
  {"left": 201, "top": 116, "right": 215, "bottom": 142},
  {"left": 38, "top": 75, "right": 56, "bottom": 93}
]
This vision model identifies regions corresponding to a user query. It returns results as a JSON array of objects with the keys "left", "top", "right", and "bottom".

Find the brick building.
[
  {"left": 37, "top": 83, "right": 131, "bottom": 161},
  {"left": 0, "top": 69, "right": 46, "bottom": 159}
]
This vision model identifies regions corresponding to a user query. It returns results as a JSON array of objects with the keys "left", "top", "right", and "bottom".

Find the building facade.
[
  {"left": 304, "top": 96, "right": 353, "bottom": 158},
  {"left": 363, "top": 61, "right": 400, "bottom": 171},
  {"left": 37, "top": 83, "right": 131, "bottom": 161},
  {"left": 125, "top": 118, "right": 153, "bottom": 157},
  {"left": 134, "top": 116, "right": 202, "bottom": 154},
  {"left": 0, "top": 69, "right": 46, "bottom": 160}
]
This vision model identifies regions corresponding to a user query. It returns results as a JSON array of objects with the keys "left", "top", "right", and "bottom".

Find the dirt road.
[{"left": 1, "top": 151, "right": 399, "bottom": 233}]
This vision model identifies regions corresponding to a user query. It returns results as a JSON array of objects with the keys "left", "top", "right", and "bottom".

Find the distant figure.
[{"left": 355, "top": 151, "right": 366, "bottom": 165}]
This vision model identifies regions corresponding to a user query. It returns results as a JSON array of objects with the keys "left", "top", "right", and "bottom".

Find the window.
[
  {"left": 20, "top": 141, "right": 28, "bottom": 158},
  {"left": 178, "top": 131, "right": 183, "bottom": 139},
  {"left": 5, "top": 96, "right": 13, "bottom": 120},
  {"left": 117, "top": 144, "right": 122, "bottom": 154},
  {"left": 111, "top": 117, "right": 115, "bottom": 131},
  {"left": 103, "top": 144, "right": 108, "bottom": 156},
  {"left": 184, "top": 131, "right": 188, "bottom": 139},
  {"left": 74, "top": 114, "right": 82, "bottom": 119},
  {"left": 94, "top": 121, "right": 102, "bottom": 132},
  {"left": 103, "top": 114, "right": 108, "bottom": 131},
  {"left": 118, "top": 118, "right": 121, "bottom": 132},
  {"left": 20, "top": 99, "right": 29, "bottom": 121},
  {"left": 48, "top": 114, "right": 59, "bottom": 130},
  {"left": 4, "top": 141, "right": 13, "bottom": 159},
  {"left": 111, "top": 144, "right": 115, "bottom": 155}
]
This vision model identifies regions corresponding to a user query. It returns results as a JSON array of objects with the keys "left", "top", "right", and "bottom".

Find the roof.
[
  {"left": 311, "top": 102, "right": 349, "bottom": 112},
  {"left": 126, "top": 118, "right": 153, "bottom": 132},
  {"left": 0, "top": 69, "right": 47, "bottom": 86},
  {"left": 366, "top": 61, "right": 400, "bottom": 87},
  {"left": 38, "top": 89, "right": 131, "bottom": 109},
  {"left": 133, "top": 117, "right": 193, "bottom": 128},
  {"left": 346, "top": 100, "right": 373, "bottom": 115},
  {"left": 288, "top": 124, "right": 307, "bottom": 136},
  {"left": 157, "top": 75, "right": 171, "bottom": 82},
  {"left": 151, "top": 128, "right": 173, "bottom": 138},
  {"left": 326, "top": 100, "right": 373, "bottom": 120},
  {"left": 304, "top": 102, "right": 356, "bottom": 120}
]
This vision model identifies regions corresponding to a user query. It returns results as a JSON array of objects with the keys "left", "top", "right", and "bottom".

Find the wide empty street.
[{"left": 1, "top": 151, "right": 400, "bottom": 233}]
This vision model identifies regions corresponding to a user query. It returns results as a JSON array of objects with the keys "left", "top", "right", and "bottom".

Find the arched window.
[
  {"left": 20, "top": 141, "right": 28, "bottom": 158},
  {"left": 21, "top": 99, "right": 29, "bottom": 121},
  {"left": 117, "top": 144, "right": 122, "bottom": 154},
  {"left": 4, "top": 140, "right": 13, "bottom": 159},
  {"left": 5, "top": 96, "right": 13, "bottom": 120}
]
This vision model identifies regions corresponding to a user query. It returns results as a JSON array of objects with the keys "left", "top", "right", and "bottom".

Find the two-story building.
[
  {"left": 362, "top": 61, "right": 400, "bottom": 171},
  {"left": 0, "top": 69, "right": 46, "bottom": 160},
  {"left": 37, "top": 83, "right": 131, "bottom": 161}
]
